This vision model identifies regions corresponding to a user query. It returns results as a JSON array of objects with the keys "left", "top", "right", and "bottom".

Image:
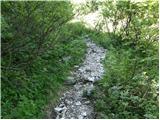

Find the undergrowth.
[
  {"left": 88, "top": 31, "right": 158, "bottom": 119},
  {"left": 1, "top": 22, "right": 87, "bottom": 118}
]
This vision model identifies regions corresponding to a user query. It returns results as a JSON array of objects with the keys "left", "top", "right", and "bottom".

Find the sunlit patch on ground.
[{"left": 70, "top": 0, "right": 116, "bottom": 33}]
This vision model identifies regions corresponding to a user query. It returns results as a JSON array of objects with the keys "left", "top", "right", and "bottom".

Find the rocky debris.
[
  {"left": 54, "top": 107, "right": 66, "bottom": 113},
  {"left": 64, "top": 76, "right": 76, "bottom": 85},
  {"left": 52, "top": 38, "right": 106, "bottom": 119},
  {"left": 59, "top": 104, "right": 65, "bottom": 107},
  {"left": 84, "top": 101, "right": 90, "bottom": 104},
  {"left": 82, "top": 111, "right": 87, "bottom": 117},
  {"left": 74, "top": 65, "right": 79, "bottom": 68},
  {"left": 75, "top": 101, "right": 81, "bottom": 106},
  {"left": 75, "top": 39, "right": 106, "bottom": 83}
]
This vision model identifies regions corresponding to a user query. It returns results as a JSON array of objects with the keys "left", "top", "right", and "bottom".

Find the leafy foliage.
[
  {"left": 85, "top": 0, "right": 159, "bottom": 119},
  {"left": 1, "top": 1, "right": 88, "bottom": 118},
  {"left": 93, "top": 48, "right": 158, "bottom": 119},
  {"left": 1, "top": 1, "right": 73, "bottom": 70},
  {"left": 1, "top": 0, "right": 159, "bottom": 119}
]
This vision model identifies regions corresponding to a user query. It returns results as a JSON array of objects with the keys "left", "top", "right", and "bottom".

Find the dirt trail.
[{"left": 52, "top": 37, "right": 106, "bottom": 119}]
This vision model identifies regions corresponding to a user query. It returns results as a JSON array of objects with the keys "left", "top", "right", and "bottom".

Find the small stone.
[
  {"left": 87, "top": 77, "right": 95, "bottom": 82},
  {"left": 54, "top": 107, "right": 63, "bottom": 112},
  {"left": 84, "top": 101, "right": 90, "bottom": 104},
  {"left": 75, "top": 101, "right": 81, "bottom": 106},
  {"left": 82, "top": 98, "right": 87, "bottom": 100},
  {"left": 82, "top": 112, "right": 87, "bottom": 117},
  {"left": 64, "top": 76, "right": 76, "bottom": 85},
  {"left": 59, "top": 104, "right": 65, "bottom": 107},
  {"left": 74, "top": 65, "right": 79, "bottom": 68},
  {"left": 67, "top": 76, "right": 74, "bottom": 80}
]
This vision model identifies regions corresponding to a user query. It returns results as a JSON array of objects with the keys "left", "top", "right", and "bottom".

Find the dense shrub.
[
  {"left": 93, "top": 48, "right": 158, "bottom": 119},
  {"left": 1, "top": 1, "right": 73, "bottom": 70},
  {"left": 85, "top": 0, "right": 159, "bottom": 119},
  {"left": 1, "top": 1, "right": 87, "bottom": 118}
]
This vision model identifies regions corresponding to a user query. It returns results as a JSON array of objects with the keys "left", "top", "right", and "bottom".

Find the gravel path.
[{"left": 52, "top": 37, "right": 106, "bottom": 119}]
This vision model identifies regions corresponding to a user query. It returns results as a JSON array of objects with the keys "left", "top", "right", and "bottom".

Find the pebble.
[
  {"left": 74, "top": 65, "right": 79, "bottom": 68},
  {"left": 82, "top": 112, "right": 87, "bottom": 117},
  {"left": 87, "top": 77, "right": 95, "bottom": 82},
  {"left": 54, "top": 107, "right": 63, "bottom": 112},
  {"left": 59, "top": 104, "right": 65, "bottom": 107},
  {"left": 75, "top": 101, "right": 81, "bottom": 106},
  {"left": 84, "top": 101, "right": 90, "bottom": 104}
]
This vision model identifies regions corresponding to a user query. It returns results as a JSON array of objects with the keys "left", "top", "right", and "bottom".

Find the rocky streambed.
[{"left": 52, "top": 37, "right": 106, "bottom": 119}]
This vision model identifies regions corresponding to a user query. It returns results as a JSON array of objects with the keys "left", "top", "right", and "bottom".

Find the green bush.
[
  {"left": 2, "top": 22, "right": 87, "bottom": 118},
  {"left": 82, "top": 0, "right": 159, "bottom": 118},
  {"left": 93, "top": 48, "right": 158, "bottom": 119},
  {"left": 1, "top": 1, "right": 87, "bottom": 118}
]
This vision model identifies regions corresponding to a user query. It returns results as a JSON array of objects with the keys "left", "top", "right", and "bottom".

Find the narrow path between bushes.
[{"left": 52, "top": 36, "right": 106, "bottom": 119}]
